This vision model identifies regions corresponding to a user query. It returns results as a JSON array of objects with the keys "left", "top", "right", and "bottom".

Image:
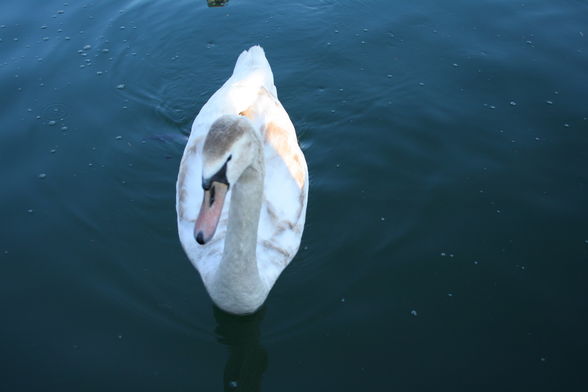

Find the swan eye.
[{"left": 209, "top": 185, "right": 216, "bottom": 207}]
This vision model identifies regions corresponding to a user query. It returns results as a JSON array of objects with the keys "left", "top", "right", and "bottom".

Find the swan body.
[{"left": 176, "top": 46, "right": 308, "bottom": 314}]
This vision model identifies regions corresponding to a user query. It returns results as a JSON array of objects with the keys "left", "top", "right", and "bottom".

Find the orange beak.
[{"left": 194, "top": 182, "right": 229, "bottom": 245}]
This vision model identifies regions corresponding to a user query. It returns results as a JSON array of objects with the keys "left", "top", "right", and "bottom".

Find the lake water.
[{"left": 1, "top": 0, "right": 587, "bottom": 390}]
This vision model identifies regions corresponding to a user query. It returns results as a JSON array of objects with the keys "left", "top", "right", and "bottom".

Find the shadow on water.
[
  {"left": 213, "top": 306, "right": 268, "bottom": 391},
  {"left": 207, "top": 0, "right": 230, "bottom": 7}
]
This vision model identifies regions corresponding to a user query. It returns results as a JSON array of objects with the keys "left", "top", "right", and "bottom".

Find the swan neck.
[{"left": 211, "top": 138, "right": 266, "bottom": 314}]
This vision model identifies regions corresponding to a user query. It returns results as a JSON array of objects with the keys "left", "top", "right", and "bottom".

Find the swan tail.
[{"left": 233, "top": 45, "right": 277, "bottom": 97}]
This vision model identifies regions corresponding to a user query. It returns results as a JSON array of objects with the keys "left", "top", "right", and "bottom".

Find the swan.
[{"left": 176, "top": 46, "right": 308, "bottom": 315}]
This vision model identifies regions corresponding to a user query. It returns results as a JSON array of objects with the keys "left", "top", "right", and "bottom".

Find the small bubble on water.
[
  {"left": 38, "top": 173, "right": 47, "bottom": 179},
  {"left": 50, "top": 149, "right": 56, "bottom": 153},
  {"left": 65, "top": 36, "right": 70, "bottom": 40},
  {"left": 83, "top": 44, "right": 91, "bottom": 50},
  {"left": 116, "top": 84, "right": 125, "bottom": 89},
  {"left": 42, "top": 36, "right": 49, "bottom": 41},
  {"left": 509, "top": 101, "right": 517, "bottom": 106},
  {"left": 340, "top": 298, "right": 346, "bottom": 303},
  {"left": 228, "top": 381, "right": 238, "bottom": 389},
  {"left": 441, "top": 252, "right": 446, "bottom": 257},
  {"left": 27, "top": 209, "right": 33, "bottom": 213},
  {"left": 473, "top": 260, "right": 479, "bottom": 265},
  {"left": 563, "top": 123, "right": 570, "bottom": 128},
  {"left": 410, "top": 310, "right": 418, "bottom": 316},
  {"left": 61, "top": 126, "right": 68, "bottom": 131},
  {"left": 546, "top": 100, "right": 553, "bottom": 105},
  {"left": 115, "top": 135, "right": 123, "bottom": 140},
  {"left": 418, "top": 82, "right": 425, "bottom": 86},
  {"left": 447, "top": 293, "right": 453, "bottom": 297}
]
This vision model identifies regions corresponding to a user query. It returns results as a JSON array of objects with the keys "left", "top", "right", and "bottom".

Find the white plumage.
[{"left": 176, "top": 46, "right": 308, "bottom": 314}]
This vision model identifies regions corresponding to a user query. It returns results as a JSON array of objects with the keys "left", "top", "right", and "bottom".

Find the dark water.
[{"left": 1, "top": 0, "right": 587, "bottom": 390}]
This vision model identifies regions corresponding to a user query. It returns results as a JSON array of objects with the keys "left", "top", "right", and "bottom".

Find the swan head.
[{"left": 194, "top": 115, "right": 258, "bottom": 245}]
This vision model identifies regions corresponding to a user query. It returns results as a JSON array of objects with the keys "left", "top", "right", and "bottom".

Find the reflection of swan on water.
[
  {"left": 207, "top": 1, "right": 229, "bottom": 8},
  {"left": 214, "top": 306, "right": 267, "bottom": 391}
]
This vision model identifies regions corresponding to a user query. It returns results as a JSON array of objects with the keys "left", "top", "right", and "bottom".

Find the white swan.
[{"left": 176, "top": 46, "right": 308, "bottom": 315}]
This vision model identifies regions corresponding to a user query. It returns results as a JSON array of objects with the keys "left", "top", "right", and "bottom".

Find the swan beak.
[{"left": 194, "top": 182, "right": 228, "bottom": 245}]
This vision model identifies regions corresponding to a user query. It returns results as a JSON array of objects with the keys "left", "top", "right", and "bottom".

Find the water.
[{"left": 1, "top": 0, "right": 587, "bottom": 390}]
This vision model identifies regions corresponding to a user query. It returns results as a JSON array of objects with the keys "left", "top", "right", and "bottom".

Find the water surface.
[{"left": 1, "top": 0, "right": 587, "bottom": 390}]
